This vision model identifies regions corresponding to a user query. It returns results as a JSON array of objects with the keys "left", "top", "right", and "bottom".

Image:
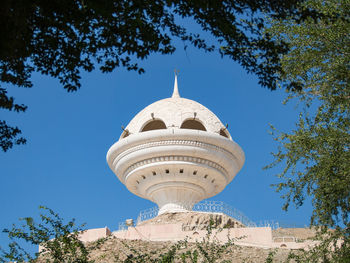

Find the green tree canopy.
[
  {"left": 1, "top": 0, "right": 309, "bottom": 152},
  {"left": 265, "top": 0, "right": 350, "bottom": 261},
  {"left": 266, "top": 0, "right": 350, "bottom": 229}
]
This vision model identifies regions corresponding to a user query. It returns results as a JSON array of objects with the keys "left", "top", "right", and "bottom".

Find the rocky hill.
[
  {"left": 87, "top": 236, "right": 293, "bottom": 263},
  {"left": 137, "top": 211, "right": 245, "bottom": 229}
]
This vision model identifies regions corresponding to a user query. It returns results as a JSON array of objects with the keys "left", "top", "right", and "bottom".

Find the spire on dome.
[{"left": 172, "top": 70, "right": 180, "bottom": 98}]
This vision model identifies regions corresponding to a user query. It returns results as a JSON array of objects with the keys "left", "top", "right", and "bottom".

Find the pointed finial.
[{"left": 172, "top": 69, "right": 180, "bottom": 98}]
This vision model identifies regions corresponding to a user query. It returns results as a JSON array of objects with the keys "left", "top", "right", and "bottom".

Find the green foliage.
[
  {"left": 119, "top": 240, "right": 182, "bottom": 263},
  {"left": 190, "top": 219, "right": 233, "bottom": 263},
  {"left": 0, "top": 120, "right": 26, "bottom": 152},
  {"left": 265, "top": 249, "right": 277, "bottom": 263},
  {"left": 287, "top": 229, "right": 350, "bottom": 263},
  {"left": 0, "top": 206, "right": 91, "bottom": 263},
  {"left": 266, "top": 0, "right": 350, "bottom": 230},
  {"left": 265, "top": 0, "right": 350, "bottom": 262},
  {"left": 0, "top": 0, "right": 308, "bottom": 151}
]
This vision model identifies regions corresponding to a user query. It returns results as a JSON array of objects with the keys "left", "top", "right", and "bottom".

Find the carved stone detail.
[
  {"left": 112, "top": 139, "right": 237, "bottom": 167},
  {"left": 123, "top": 155, "right": 228, "bottom": 179}
]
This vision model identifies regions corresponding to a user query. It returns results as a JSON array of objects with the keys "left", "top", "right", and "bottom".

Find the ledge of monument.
[{"left": 137, "top": 211, "right": 245, "bottom": 229}]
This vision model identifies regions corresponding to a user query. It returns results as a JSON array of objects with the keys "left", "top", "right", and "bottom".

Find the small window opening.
[
  {"left": 165, "top": 169, "right": 169, "bottom": 174},
  {"left": 180, "top": 169, "right": 184, "bottom": 173},
  {"left": 141, "top": 120, "right": 166, "bottom": 132},
  {"left": 136, "top": 180, "right": 140, "bottom": 184},
  {"left": 193, "top": 171, "right": 197, "bottom": 175},
  {"left": 220, "top": 128, "right": 229, "bottom": 138},
  {"left": 152, "top": 171, "right": 156, "bottom": 176},
  {"left": 204, "top": 174, "right": 208, "bottom": 179},
  {"left": 180, "top": 119, "right": 206, "bottom": 131},
  {"left": 142, "top": 175, "right": 146, "bottom": 179},
  {"left": 211, "top": 179, "right": 215, "bottom": 183}
]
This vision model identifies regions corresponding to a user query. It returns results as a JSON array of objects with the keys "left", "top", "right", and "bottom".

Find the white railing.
[
  {"left": 256, "top": 220, "right": 307, "bottom": 230},
  {"left": 136, "top": 206, "right": 159, "bottom": 225},
  {"left": 192, "top": 201, "right": 257, "bottom": 227},
  {"left": 256, "top": 220, "right": 280, "bottom": 230},
  {"left": 118, "top": 222, "right": 128, "bottom": 231},
  {"left": 273, "top": 236, "right": 298, "bottom": 242},
  {"left": 117, "top": 203, "right": 306, "bottom": 231},
  {"left": 131, "top": 201, "right": 256, "bottom": 229}
]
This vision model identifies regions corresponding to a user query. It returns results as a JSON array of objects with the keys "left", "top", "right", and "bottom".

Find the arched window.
[
  {"left": 141, "top": 119, "right": 167, "bottom": 132},
  {"left": 180, "top": 119, "right": 206, "bottom": 131}
]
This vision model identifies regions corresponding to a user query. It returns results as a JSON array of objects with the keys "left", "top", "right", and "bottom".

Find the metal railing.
[
  {"left": 192, "top": 201, "right": 256, "bottom": 227},
  {"left": 273, "top": 236, "right": 298, "bottom": 243},
  {"left": 256, "top": 220, "right": 280, "bottom": 230},
  {"left": 133, "top": 201, "right": 256, "bottom": 228},
  {"left": 255, "top": 220, "right": 307, "bottom": 230},
  {"left": 118, "top": 222, "right": 128, "bottom": 231},
  {"left": 116, "top": 201, "right": 306, "bottom": 231},
  {"left": 136, "top": 206, "right": 159, "bottom": 225}
]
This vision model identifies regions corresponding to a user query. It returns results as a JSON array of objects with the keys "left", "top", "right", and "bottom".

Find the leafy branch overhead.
[
  {"left": 265, "top": 0, "right": 350, "bottom": 230},
  {"left": 0, "top": 0, "right": 308, "bottom": 151},
  {"left": 265, "top": 0, "right": 350, "bottom": 261}
]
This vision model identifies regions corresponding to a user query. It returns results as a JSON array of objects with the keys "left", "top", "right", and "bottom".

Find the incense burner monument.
[{"left": 107, "top": 76, "right": 245, "bottom": 215}]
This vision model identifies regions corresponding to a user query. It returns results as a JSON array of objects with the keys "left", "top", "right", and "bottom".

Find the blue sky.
[{"left": 0, "top": 35, "right": 313, "bottom": 250}]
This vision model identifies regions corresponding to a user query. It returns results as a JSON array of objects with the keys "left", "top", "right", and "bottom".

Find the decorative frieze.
[
  {"left": 123, "top": 155, "right": 228, "bottom": 179},
  {"left": 112, "top": 139, "right": 237, "bottom": 167}
]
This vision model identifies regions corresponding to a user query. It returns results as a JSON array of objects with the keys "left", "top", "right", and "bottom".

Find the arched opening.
[
  {"left": 180, "top": 119, "right": 206, "bottom": 131},
  {"left": 219, "top": 129, "right": 229, "bottom": 138},
  {"left": 141, "top": 119, "right": 167, "bottom": 132}
]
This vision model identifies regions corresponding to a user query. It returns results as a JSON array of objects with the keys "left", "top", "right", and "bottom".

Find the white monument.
[{"left": 107, "top": 75, "right": 245, "bottom": 215}]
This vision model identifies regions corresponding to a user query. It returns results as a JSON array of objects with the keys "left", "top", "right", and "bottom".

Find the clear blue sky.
[{"left": 0, "top": 32, "right": 313, "bottom": 250}]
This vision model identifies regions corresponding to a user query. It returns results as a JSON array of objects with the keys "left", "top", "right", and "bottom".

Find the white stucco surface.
[
  {"left": 123, "top": 97, "right": 229, "bottom": 138},
  {"left": 107, "top": 76, "right": 244, "bottom": 214}
]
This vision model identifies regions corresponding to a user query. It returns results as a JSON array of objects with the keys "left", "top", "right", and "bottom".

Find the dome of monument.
[{"left": 120, "top": 76, "right": 231, "bottom": 140}]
